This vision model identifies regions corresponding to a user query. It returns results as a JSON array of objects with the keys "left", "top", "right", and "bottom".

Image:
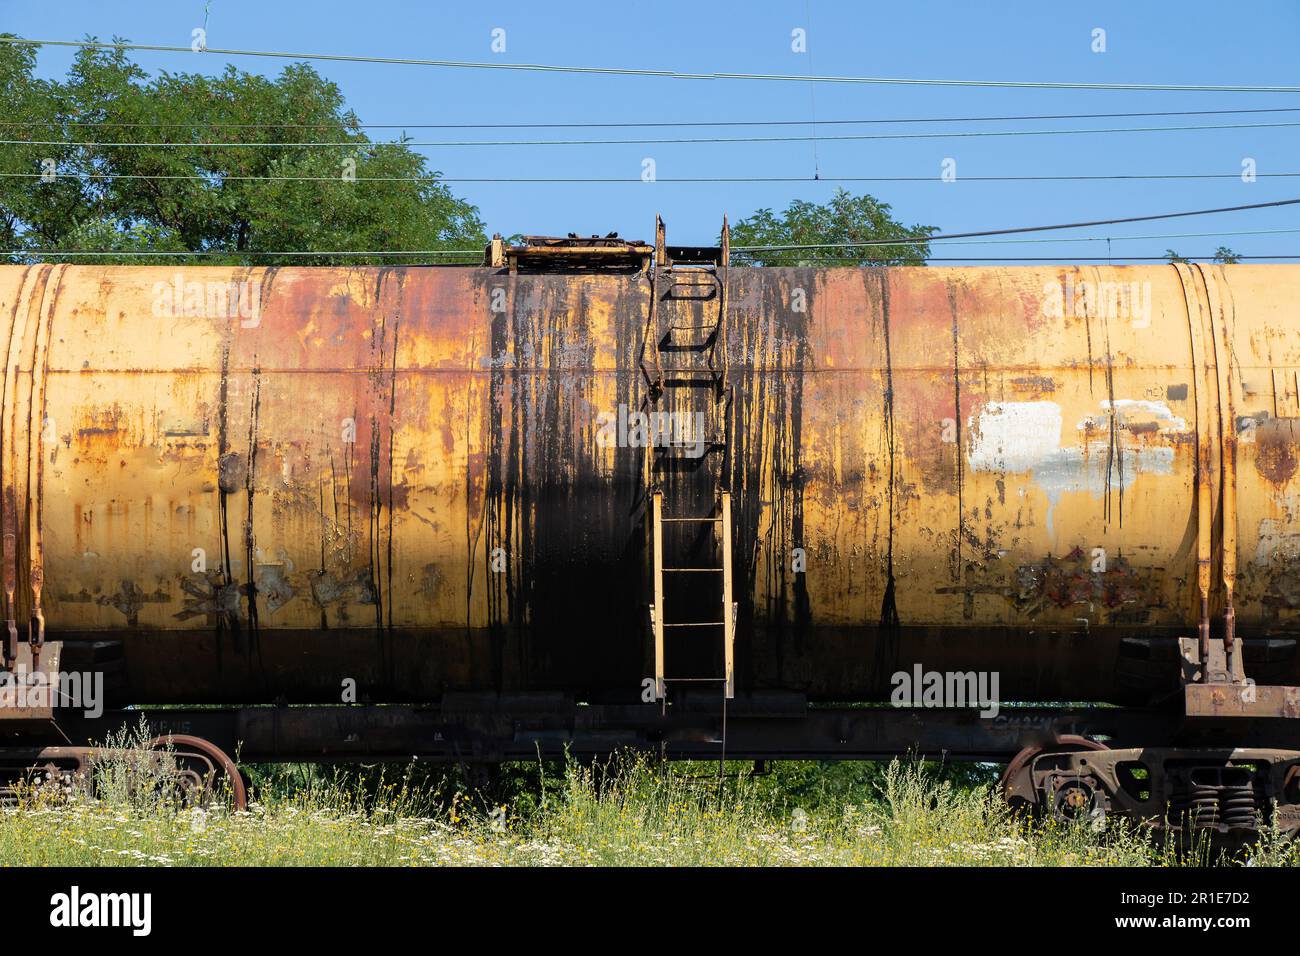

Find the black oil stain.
[
  {"left": 243, "top": 368, "right": 262, "bottom": 642},
  {"left": 731, "top": 267, "right": 813, "bottom": 688},
  {"left": 948, "top": 282, "right": 963, "bottom": 581},
  {"left": 1103, "top": 342, "right": 1125, "bottom": 529},
  {"left": 876, "top": 270, "right": 901, "bottom": 635},
  {"left": 215, "top": 340, "right": 239, "bottom": 659}
]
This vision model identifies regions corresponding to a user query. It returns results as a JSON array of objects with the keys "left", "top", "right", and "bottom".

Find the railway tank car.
[{"left": 0, "top": 223, "right": 1298, "bottom": 833}]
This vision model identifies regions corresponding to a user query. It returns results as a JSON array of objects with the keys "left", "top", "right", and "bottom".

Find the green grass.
[{"left": 2, "top": 729, "right": 1297, "bottom": 866}]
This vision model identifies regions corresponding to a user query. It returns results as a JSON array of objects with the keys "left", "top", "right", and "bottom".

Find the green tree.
[
  {"left": 730, "top": 188, "right": 934, "bottom": 266},
  {"left": 1164, "top": 246, "right": 1241, "bottom": 264},
  {"left": 0, "top": 35, "right": 486, "bottom": 265}
]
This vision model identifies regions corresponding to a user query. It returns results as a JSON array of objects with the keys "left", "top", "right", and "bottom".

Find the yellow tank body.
[{"left": 0, "top": 262, "right": 1295, "bottom": 704}]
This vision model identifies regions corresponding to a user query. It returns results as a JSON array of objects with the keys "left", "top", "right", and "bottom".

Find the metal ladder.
[
  {"left": 650, "top": 493, "right": 734, "bottom": 702},
  {"left": 642, "top": 215, "right": 735, "bottom": 703}
]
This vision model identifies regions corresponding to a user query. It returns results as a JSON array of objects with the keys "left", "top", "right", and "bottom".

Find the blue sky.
[{"left": 4, "top": 0, "right": 1299, "bottom": 260}]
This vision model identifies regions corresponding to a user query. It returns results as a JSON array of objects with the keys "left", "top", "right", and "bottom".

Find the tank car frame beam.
[{"left": 36, "top": 702, "right": 1300, "bottom": 765}]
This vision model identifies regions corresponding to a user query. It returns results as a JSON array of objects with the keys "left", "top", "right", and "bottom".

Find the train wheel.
[
  {"left": 148, "top": 734, "right": 248, "bottom": 811},
  {"left": 1000, "top": 734, "right": 1109, "bottom": 816},
  {"left": 1049, "top": 777, "right": 1108, "bottom": 826}
]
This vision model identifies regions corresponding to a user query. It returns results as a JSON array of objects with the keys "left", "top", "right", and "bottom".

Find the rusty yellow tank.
[{"left": 0, "top": 261, "right": 1296, "bottom": 705}]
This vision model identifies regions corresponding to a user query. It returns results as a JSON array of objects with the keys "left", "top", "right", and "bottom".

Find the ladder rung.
[
  {"left": 663, "top": 622, "right": 725, "bottom": 628},
  {"left": 662, "top": 567, "right": 723, "bottom": 573},
  {"left": 662, "top": 677, "right": 729, "bottom": 683},
  {"left": 661, "top": 516, "right": 721, "bottom": 523}
]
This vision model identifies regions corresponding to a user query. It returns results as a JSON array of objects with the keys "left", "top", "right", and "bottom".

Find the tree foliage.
[
  {"left": 1164, "top": 246, "right": 1241, "bottom": 264},
  {"left": 730, "top": 188, "right": 934, "bottom": 267},
  {"left": 0, "top": 35, "right": 486, "bottom": 265}
]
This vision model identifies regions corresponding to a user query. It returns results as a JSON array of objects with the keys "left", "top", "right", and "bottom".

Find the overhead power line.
[
  {"left": 7, "top": 119, "right": 1300, "bottom": 148},
  {"left": 5, "top": 224, "right": 1296, "bottom": 261},
  {"left": 737, "top": 227, "right": 1300, "bottom": 248},
  {"left": 3, "top": 37, "right": 1299, "bottom": 93},
  {"left": 6, "top": 107, "right": 1300, "bottom": 131},
  {"left": 737, "top": 197, "right": 1300, "bottom": 250},
  {"left": 921, "top": 227, "right": 1300, "bottom": 246},
  {"left": 4, "top": 200, "right": 1297, "bottom": 261},
  {"left": 765, "top": 255, "right": 1300, "bottom": 262},
  {"left": 4, "top": 170, "right": 1299, "bottom": 185}
]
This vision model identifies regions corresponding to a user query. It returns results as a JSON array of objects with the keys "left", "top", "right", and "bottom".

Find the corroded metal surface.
[{"left": 0, "top": 262, "right": 1296, "bottom": 705}]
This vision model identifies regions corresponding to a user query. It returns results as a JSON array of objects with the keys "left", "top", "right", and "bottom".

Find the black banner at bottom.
[{"left": 0, "top": 865, "right": 1280, "bottom": 942}]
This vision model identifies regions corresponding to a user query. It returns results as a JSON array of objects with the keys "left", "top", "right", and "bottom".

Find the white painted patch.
[
  {"left": 1078, "top": 399, "right": 1188, "bottom": 434},
  {"left": 967, "top": 398, "right": 1184, "bottom": 538},
  {"left": 967, "top": 402, "right": 1063, "bottom": 473}
]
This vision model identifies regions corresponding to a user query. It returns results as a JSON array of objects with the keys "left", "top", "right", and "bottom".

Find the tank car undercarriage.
[{"left": 2, "top": 634, "right": 1299, "bottom": 842}]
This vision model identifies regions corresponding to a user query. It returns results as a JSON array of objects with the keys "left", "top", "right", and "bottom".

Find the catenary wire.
[
  {"left": 6, "top": 119, "right": 1300, "bottom": 148},
  {"left": 7, "top": 224, "right": 1300, "bottom": 258},
  {"left": 4, "top": 171, "right": 1299, "bottom": 184},
  {"left": 732, "top": 197, "right": 1300, "bottom": 249},
  {"left": 3, "top": 37, "right": 1299, "bottom": 93},
  {"left": 5, "top": 106, "right": 1300, "bottom": 130},
  {"left": 5, "top": 201, "right": 1298, "bottom": 256}
]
